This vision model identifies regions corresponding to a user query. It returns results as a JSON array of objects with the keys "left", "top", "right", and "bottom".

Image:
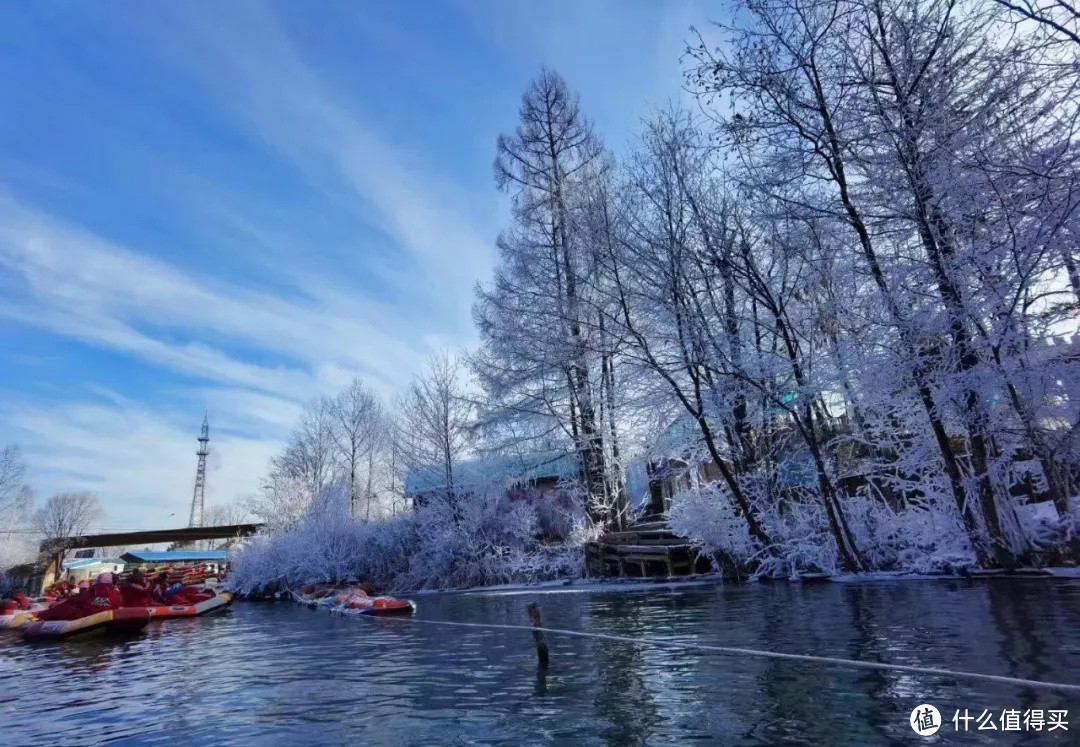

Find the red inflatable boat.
[{"left": 337, "top": 595, "right": 415, "bottom": 616}]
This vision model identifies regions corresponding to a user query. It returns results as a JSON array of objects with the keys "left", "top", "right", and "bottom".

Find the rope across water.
[
  {"left": 383, "top": 615, "right": 1080, "bottom": 695},
  {"left": 290, "top": 588, "right": 1080, "bottom": 694}
]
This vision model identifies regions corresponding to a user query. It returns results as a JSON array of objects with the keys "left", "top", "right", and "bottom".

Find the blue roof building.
[{"left": 404, "top": 450, "right": 580, "bottom": 495}]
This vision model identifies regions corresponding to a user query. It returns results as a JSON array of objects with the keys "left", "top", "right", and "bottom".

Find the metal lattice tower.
[{"left": 188, "top": 413, "right": 210, "bottom": 527}]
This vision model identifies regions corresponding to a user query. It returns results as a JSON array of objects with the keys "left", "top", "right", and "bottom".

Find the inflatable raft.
[
  {"left": 334, "top": 596, "right": 415, "bottom": 616},
  {"left": 1, "top": 610, "right": 36, "bottom": 631},
  {"left": 293, "top": 587, "right": 415, "bottom": 617},
  {"left": 147, "top": 592, "right": 233, "bottom": 619},
  {"left": 22, "top": 608, "right": 152, "bottom": 641}
]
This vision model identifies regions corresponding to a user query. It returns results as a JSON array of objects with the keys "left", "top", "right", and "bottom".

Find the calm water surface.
[{"left": 2, "top": 579, "right": 1080, "bottom": 745}]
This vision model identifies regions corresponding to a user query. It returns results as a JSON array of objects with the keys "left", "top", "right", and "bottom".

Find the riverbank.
[
  {"left": 233, "top": 563, "right": 1080, "bottom": 604},
  {"left": 229, "top": 478, "right": 1080, "bottom": 596}
]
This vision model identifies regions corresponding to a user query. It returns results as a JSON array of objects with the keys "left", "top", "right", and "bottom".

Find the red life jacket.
[
  {"left": 36, "top": 595, "right": 82, "bottom": 621},
  {"left": 119, "top": 582, "right": 151, "bottom": 608},
  {"left": 77, "top": 583, "right": 121, "bottom": 616}
]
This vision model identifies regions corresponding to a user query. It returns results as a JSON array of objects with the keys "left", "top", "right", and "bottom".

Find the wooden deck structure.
[{"left": 585, "top": 519, "right": 710, "bottom": 578}]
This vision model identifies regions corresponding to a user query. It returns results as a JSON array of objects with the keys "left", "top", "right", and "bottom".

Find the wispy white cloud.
[
  {"left": 0, "top": 0, "right": 710, "bottom": 529},
  {"left": 0, "top": 0, "right": 507, "bottom": 526},
  {"left": 0, "top": 197, "right": 426, "bottom": 398},
  {"left": 192, "top": 388, "right": 305, "bottom": 434},
  {"left": 5, "top": 396, "right": 278, "bottom": 531},
  {"left": 139, "top": 1, "right": 498, "bottom": 331}
]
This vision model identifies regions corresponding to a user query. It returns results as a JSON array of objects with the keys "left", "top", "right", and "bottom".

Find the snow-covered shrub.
[
  {"left": 842, "top": 488, "right": 976, "bottom": 574},
  {"left": 668, "top": 477, "right": 984, "bottom": 577},
  {"left": 667, "top": 483, "right": 756, "bottom": 566},
  {"left": 229, "top": 483, "right": 585, "bottom": 593},
  {"left": 400, "top": 483, "right": 585, "bottom": 589},
  {"left": 512, "top": 481, "right": 586, "bottom": 540},
  {"left": 667, "top": 477, "right": 842, "bottom": 578},
  {"left": 228, "top": 503, "right": 414, "bottom": 594}
]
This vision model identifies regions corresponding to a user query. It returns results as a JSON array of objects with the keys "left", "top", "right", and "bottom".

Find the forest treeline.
[{"left": 236, "top": 0, "right": 1080, "bottom": 587}]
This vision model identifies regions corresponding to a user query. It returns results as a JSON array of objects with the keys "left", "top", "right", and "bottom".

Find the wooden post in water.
[{"left": 527, "top": 602, "right": 549, "bottom": 668}]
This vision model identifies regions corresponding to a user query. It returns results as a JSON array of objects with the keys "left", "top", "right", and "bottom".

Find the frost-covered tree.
[
  {"left": 0, "top": 445, "right": 31, "bottom": 528},
  {"left": 185, "top": 502, "right": 251, "bottom": 551},
  {"left": 204, "top": 501, "right": 250, "bottom": 528},
  {"left": 599, "top": 111, "right": 775, "bottom": 552},
  {"left": 328, "top": 379, "right": 385, "bottom": 520},
  {"left": 0, "top": 446, "right": 34, "bottom": 570},
  {"left": 244, "top": 471, "right": 316, "bottom": 533},
  {"left": 682, "top": 0, "right": 1080, "bottom": 568},
  {"left": 270, "top": 396, "right": 337, "bottom": 499},
  {"left": 396, "top": 350, "right": 476, "bottom": 509},
  {"left": 993, "top": 0, "right": 1080, "bottom": 47},
  {"left": 475, "top": 68, "right": 626, "bottom": 528}
]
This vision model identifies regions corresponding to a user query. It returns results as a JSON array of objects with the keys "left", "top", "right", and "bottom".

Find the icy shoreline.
[
  {"left": 409, "top": 566, "right": 1080, "bottom": 598},
  {"left": 239, "top": 565, "right": 1080, "bottom": 603}
]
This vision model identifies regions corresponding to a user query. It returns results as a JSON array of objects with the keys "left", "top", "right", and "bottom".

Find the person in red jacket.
[
  {"left": 38, "top": 573, "right": 121, "bottom": 621},
  {"left": 81, "top": 572, "right": 122, "bottom": 615},
  {"left": 1, "top": 591, "right": 32, "bottom": 612},
  {"left": 119, "top": 569, "right": 151, "bottom": 607},
  {"left": 150, "top": 573, "right": 171, "bottom": 605},
  {"left": 36, "top": 591, "right": 81, "bottom": 621}
]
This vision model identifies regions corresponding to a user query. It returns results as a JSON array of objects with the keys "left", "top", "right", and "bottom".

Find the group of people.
[
  {"left": 0, "top": 591, "right": 33, "bottom": 615},
  {"left": 31, "top": 570, "right": 215, "bottom": 622}
]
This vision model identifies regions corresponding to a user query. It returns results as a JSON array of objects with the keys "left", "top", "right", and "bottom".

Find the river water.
[{"left": 2, "top": 579, "right": 1080, "bottom": 745}]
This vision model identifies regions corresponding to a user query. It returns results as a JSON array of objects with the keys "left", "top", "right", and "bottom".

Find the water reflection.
[
  {"left": 3, "top": 579, "right": 1080, "bottom": 745},
  {"left": 591, "top": 595, "right": 661, "bottom": 746}
]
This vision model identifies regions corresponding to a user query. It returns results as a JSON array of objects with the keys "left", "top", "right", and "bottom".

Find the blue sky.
[{"left": 0, "top": 0, "right": 705, "bottom": 530}]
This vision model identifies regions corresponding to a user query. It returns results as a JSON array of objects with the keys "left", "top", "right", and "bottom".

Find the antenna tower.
[{"left": 188, "top": 413, "right": 209, "bottom": 527}]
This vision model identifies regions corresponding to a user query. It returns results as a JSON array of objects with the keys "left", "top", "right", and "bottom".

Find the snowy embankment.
[
  {"left": 667, "top": 483, "right": 1080, "bottom": 578},
  {"left": 230, "top": 477, "right": 1080, "bottom": 595},
  {"left": 228, "top": 491, "right": 588, "bottom": 595}
]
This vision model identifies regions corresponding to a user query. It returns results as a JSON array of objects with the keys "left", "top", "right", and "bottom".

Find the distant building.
[
  {"left": 61, "top": 557, "right": 126, "bottom": 583},
  {"left": 404, "top": 451, "right": 582, "bottom": 533},
  {"left": 405, "top": 451, "right": 578, "bottom": 502}
]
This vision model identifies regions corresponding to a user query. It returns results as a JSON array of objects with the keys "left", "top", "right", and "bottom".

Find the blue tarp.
[{"left": 120, "top": 550, "right": 228, "bottom": 564}]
